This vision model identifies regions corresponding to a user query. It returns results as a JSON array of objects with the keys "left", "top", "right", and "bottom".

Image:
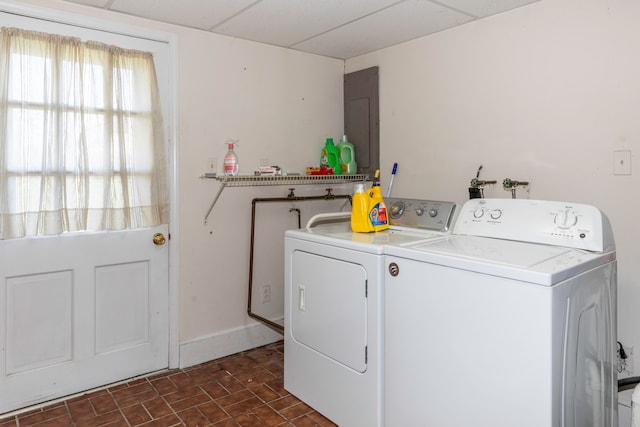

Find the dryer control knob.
[
  {"left": 473, "top": 208, "right": 485, "bottom": 218},
  {"left": 415, "top": 208, "right": 424, "bottom": 216},
  {"left": 390, "top": 202, "right": 405, "bottom": 219},
  {"left": 490, "top": 209, "right": 502, "bottom": 220},
  {"left": 429, "top": 208, "right": 438, "bottom": 217}
]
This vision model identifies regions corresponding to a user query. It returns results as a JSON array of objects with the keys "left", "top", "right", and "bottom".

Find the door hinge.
[
  {"left": 365, "top": 279, "right": 368, "bottom": 298},
  {"left": 365, "top": 346, "right": 368, "bottom": 364}
]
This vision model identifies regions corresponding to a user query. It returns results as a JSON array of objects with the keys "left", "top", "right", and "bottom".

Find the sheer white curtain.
[{"left": 0, "top": 27, "right": 168, "bottom": 239}]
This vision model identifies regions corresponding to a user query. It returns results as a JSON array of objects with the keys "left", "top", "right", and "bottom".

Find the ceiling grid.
[{"left": 62, "top": 0, "right": 542, "bottom": 59}]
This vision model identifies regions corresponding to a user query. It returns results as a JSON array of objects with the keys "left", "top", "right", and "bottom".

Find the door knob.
[{"left": 152, "top": 233, "right": 166, "bottom": 246}]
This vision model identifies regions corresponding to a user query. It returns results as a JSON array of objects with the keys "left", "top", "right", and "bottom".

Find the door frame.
[{"left": 0, "top": 0, "right": 180, "bottom": 368}]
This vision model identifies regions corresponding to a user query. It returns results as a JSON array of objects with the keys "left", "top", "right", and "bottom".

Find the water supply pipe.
[{"left": 247, "top": 188, "right": 352, "bottom": 332}]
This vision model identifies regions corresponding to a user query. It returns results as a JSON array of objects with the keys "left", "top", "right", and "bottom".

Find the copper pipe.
[{"left": 247, "top": 189, "right": 352, "bottom": 332}]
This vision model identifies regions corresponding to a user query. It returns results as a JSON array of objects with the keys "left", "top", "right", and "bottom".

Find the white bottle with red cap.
[{"left": 223, "top": 140, "right": 239, "bottom": 176}]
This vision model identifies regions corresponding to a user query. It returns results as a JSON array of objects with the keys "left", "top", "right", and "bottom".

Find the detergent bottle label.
[
  {"left": 351, "top": 190, "right": 374, "bottom": 233},
  {"left": 369, "top": 202, "right": 388, "bottom": 226},
  {"left": 320, "top": 147, "right": 329, "bottom": 167}
]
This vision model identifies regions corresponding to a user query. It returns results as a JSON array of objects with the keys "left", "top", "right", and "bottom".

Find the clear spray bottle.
[{"left": 223, "top": 139, "right": 239, "bottom": 176}]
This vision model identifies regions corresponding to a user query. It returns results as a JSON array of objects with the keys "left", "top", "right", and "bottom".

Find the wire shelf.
[
  {"left": 208, "top": 174, "right": 369, "bottom": 187},
  {"left": 202, "top": 173, "right": 368, "bottom": 223}
]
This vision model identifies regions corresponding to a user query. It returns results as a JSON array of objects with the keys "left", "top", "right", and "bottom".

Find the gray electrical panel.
[{"left": 344, "top": 66, "right": 379, "bottom": 178}]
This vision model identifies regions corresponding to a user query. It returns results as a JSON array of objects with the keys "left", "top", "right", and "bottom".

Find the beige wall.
[
  {"left": 176, "top": 24, "right": 346, "bottom": 363},
  {"left": 347, "top": 0, "right": 640, "bottom": 365}
]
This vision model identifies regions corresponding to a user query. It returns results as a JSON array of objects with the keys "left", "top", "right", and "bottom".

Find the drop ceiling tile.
[
  {"left": 435, "top": 0, "right": 542, "bottom": 18},
  {"left": 109, "top": 0, "right": 257, "bottom": 30},
  {"left": 58, "top": 0, "right": 543, "bottom": 59},
  {"left": 293, "top": 0, "right": 473, "bottom": 59},
  {"left": 212, "top": 0, "right": 402, "bottom": 47}
]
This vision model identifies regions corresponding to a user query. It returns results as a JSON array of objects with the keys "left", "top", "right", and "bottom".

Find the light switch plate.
[
  {"left": 614, "top": 150, "right": 631, "bottom": 175},
  {"left": 206, "top": 157, "right": 217, "bottom": 173}
]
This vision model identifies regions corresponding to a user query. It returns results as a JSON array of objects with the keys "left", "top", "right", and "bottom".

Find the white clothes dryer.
[
  {"left": 284, "top": 198, "right": 457, "bottom": 427},
  {"left": 384, "top": 198, "right": 617, "bottom": 427}
]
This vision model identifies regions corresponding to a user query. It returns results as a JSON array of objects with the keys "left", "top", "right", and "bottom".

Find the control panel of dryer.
[
  {"left": 386, "top": 198, "right": 457, "bottom": 232},
  {"left": 453, "top": 198, "right": 614, "bottom": 253}
]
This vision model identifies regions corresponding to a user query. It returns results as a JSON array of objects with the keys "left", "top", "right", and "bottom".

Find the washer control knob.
[
  {"left": 415, "top": 208, "right": 424, "bottom": 216},
  {"left": 473, "top": 208, "right": 485, "bottom": 218},
  {"left": 428, "top": 208, "right": 438, "bottom": 217},
  {"left": 554, "top": 210, "right": 577, "bottom": 229},
  {"left": 490, "top": 209, "right": 502, "bottom": 220}
]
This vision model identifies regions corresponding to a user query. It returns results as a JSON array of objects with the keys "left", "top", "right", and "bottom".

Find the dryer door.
[{"left": 290, "top": 250, "right": 367, "bottom": 372}]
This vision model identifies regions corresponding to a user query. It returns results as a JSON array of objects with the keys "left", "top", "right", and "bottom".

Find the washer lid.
[
  {"left": 387, "top": 235, "right": 615, "bottom": 286},
  {"left": 419, "top": 235, "right": 569, "bottom": 267}
]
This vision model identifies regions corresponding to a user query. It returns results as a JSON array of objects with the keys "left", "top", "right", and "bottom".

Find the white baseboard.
[{"left": 179, "top": 320, "right": 284, "bottom": 369}]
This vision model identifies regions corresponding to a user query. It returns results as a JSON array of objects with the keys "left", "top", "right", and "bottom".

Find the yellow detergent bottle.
[
  {"left": 351, "top": 182, "right": 374, "bottom": 232},
  {"left": 368, "top": 170, "right": 389, "bottom": 231}
]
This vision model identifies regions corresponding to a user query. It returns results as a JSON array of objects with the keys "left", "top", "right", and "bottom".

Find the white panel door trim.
[
  {"left": 95, "top": 261, "right": 151, "bottom": 354},
  {"left": 6, "top": 272, "right": 74, "bottom": 374}
]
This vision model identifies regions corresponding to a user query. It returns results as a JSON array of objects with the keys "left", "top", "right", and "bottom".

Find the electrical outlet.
[
  {"left": 261, "top": 284, "right": 271, "bottom": 303},
  {"left": 618, "top": 344, "right": 634, "bottom": 378}
]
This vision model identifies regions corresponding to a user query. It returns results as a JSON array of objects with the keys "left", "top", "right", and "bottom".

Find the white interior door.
[
  {"left": 0, "top": 4, "right": 175, "bottom": 414},
  {"left": 0, "top": 226, "right": 169, "bottom": 413}
]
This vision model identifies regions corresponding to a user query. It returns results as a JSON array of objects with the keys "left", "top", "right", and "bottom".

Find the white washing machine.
[
  {"left": 384, "top": 198, "right": 617, "bottom": 427},
  {"left": 620, "top": 388, "right": 633, "bottom": 427},
  {"left": 284, "top": 197, "right": 457, "bottom": 427}
]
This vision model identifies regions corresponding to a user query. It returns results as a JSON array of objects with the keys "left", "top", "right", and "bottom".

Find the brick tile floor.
[{"left": 0, "top": 341, "right": 336, "bottom": 427}]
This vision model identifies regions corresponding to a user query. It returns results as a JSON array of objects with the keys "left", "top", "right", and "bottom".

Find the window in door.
[{"left": 0, "top": 27, "right": 168, "bottom": 239}]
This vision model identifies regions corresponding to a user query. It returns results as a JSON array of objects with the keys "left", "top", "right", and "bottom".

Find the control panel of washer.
[
  {"left": 386, "top": 197, "right": 457, "bottom": 232},
  {"left": 454, "top": 198, "right": 614, "bottom": 252}
]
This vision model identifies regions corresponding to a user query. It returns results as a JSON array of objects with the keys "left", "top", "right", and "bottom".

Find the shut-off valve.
[
  {"left": 502, "top": 178, "right": 530, "bottom": 199},
  {"left": 469, "top": 165, "right": 496, "bottom": 199}
]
